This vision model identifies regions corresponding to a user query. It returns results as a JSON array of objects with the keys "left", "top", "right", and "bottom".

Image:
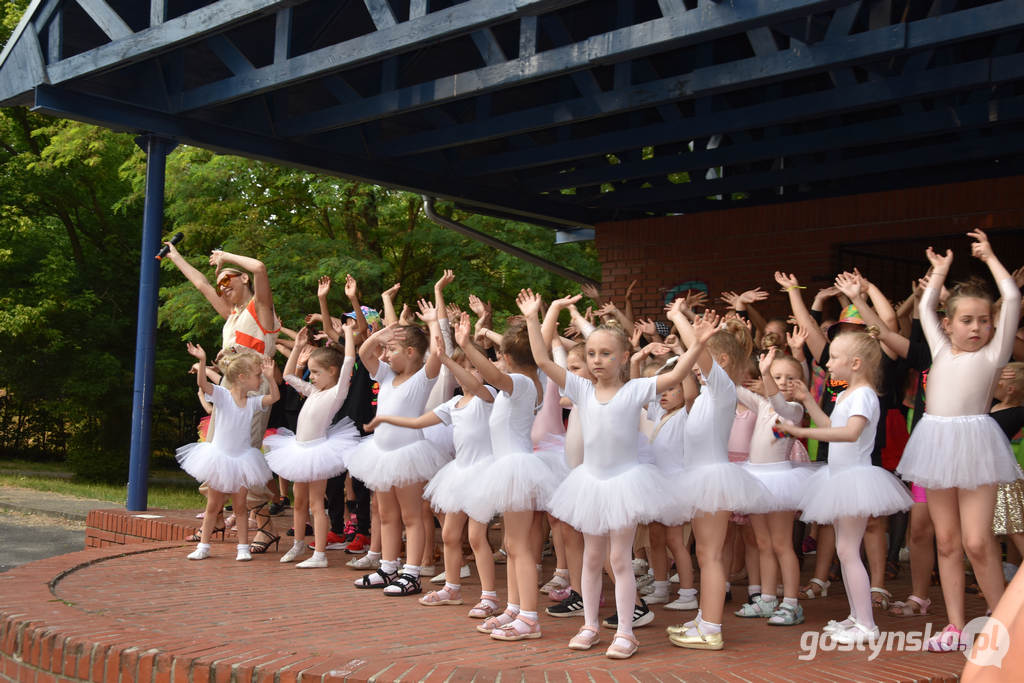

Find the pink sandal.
[
  {"left": 568, "top": 625, "right": 601, "bottom": 651},
  {"left": 888, "top": 595, "right": 930, "bottom": 617},
  {"left": 419, "top": 588, "right": 463, "bottom": 606},
  {"left": 490, "top": 614, "right": 541, "bottom": 641},
  {"left": 476, "top": 607, "right": 517, "bottom": 634},
  {"left": 468, "top": 600, "right": 498, "bottom": 619},
  {"left": 605, "top": 632, "right": 639, "bottom": 659}
]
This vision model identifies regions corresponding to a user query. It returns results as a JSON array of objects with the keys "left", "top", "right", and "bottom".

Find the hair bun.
[{"left": 865, "top": 325, "right": 881, "bottom": 340}]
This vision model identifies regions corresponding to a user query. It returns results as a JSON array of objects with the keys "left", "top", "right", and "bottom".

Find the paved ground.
[{"left": 0, "top": 511, "right": 84, "bottom": 573}]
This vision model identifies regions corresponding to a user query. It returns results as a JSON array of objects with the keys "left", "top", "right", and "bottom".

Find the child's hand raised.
[
  {"left": 684, "top": 290, "right": 707, "bottom": 310},
  {"left": 186, "top": 342, "right": 206, "bottom": 360},
  {"left": 317, "top": 275, "right": 332, "bottom": 298},
  {"left": 581, "top": 282, "right": 600, "bottom": 301},
  {"left": 739, "top": 287, "right": 769, "bottom": 305},
  {"left": 552, "top": 293, "right": 583, "bottom": 309},
  {"left": 435, "top": 269, "right": 455, "bottom": 290},
  {"left": 468, "top": 294, "right": 491, "bottom": 318},
  {"left": 432, "top": 334, "right": 448, "bottom": 360},
  {"left": 968, "top": 228, "right": 995, "bottom": 263},
  {"left": 382, "top": 282, "right": 401, "bottom": 299},
  {"left": 834, "top": 271, "right": 863, "bottom": 300},
  {"left": 454, "top": 312, "right": 473, "bottom": 347},
  {"left": 630, "top": 322, "right": 644, "bottom": 349},
  {"left": 344, "top": 274, "right": 359, "bottom": 299},
  {"left": 758, "top": 347, "right": 777, "bottom": 376},
  {"left": 398, "top": 303, "right": 414, "bottom": 326},
  {"left": 774, "top": 271, "right": 800, "bottom": 291},
  {"left": 786, "top": 324, "right": 808, "bottom": 352},
  {"left": 445, "top": 303, "right": 462, "bottom": 319},
  {"left": 925, "top": 246, "right": 953, "bottom": 273},
  {"left": 692, "top": 310, "right": 720, "bottom": 342},
  {"left": 416, "top": 298, "right": 437, "bottom": 324},
  {"left": 1012, "top": 265, "right": 1024, "bottom": 289},
  {"left": 208, "top": 250, "right": 224, "bottom": 269},
  {"left": 516, "top": 289, "right": 543, "bottom": 317},
  {"left": 788, "top": 378, "right": 810, "bottom": 402},
  {"left": 261, "top": 356, "right": 276, "bottom": 378}
]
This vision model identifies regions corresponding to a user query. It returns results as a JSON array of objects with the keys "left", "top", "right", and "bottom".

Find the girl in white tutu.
[
  {"left": 346, "top": 320, "right": 446, "bottom": 596},
  {"left": 266, "top": 290, "right": 359, "bottom": 568},
  {"left": 664, "top": 304, "right": 771, "bottom": 652},
  {"left": 177, "top": 344, "right": 278, "bottom": 561},
  {"left": 367, "top": 313, "right": 500, "bottom": 616},
  {"left": 733, "top": 348, "right": 811, "bottom": 625},
  {"left": 522, "top": 291, "right": 716, "bottom": 659},
  {"left": 776, "top": 331, "right": 913, "bottom": 645},
  {"left": 895, "top": 229, "right": 1022, "bottom": 651},
  {"left": 455, "top": 305, "right": 559, "bottom": 643}
]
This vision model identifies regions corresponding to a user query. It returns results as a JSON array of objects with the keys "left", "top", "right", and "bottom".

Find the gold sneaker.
[{"left": 666, "top": 618, "right": 697, "bottom": 636}]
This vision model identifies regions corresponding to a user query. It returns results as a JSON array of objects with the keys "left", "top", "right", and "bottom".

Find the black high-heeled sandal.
[
  {"left": 249, "top": 508, "right": 280, "bottom": 554},
  {"left": 187, "top": 513, "right": 225, "bottom": 542}
]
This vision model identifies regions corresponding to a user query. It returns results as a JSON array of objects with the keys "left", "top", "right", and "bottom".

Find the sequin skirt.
[{"left": 993, "top": 478, "right": 1024, "bottom": 535}]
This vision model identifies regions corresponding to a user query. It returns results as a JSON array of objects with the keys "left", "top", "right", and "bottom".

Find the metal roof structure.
[{"left": 2, "top": 0, "right": 1023, "bottom": 228}]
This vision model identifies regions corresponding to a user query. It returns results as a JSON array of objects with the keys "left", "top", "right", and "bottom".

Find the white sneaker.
[
  {"left": 347, "top": 554, "right": 380, "bottom": 570},
  {"left": 419, "top": 564, "right": 436, "bottom": 577},
  {"left": 645, "top": 592, "right": 671, "bottom": 605},
  {"left": 830, "top": 622, "right": 880, "bottom": 645},
  {"left": 431, "top": 570, "right": 447, "bottom": 584},
  {"left": 236, "top": 547, "right": 252, "bottom": 562},
  {"left": 296, "top": 556, "right": 328, "bottom": 568},
  {"left": 281, "top": 544, "right": 306, "bottom": 563},
  {"left": 187, "top": 546, "right": 210, "bottom": 561},
  {"left": 669, "top": 572, "right": 679, "bottom": 583},
  {"left": 636, "top": 573, "right": 655, "bottom": 590},
  {"left": 664, "top": 594, "right": 699, "bottom": 611},
  {"left": 632, "top": 558, "right": 649, "bottom": 576}
]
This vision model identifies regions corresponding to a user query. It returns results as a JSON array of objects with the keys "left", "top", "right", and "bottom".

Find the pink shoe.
[
  {"left": 468, "top": 599, "right": 499, "bottom": 619},
  {"left": 550, "top": 587, "right": 572, "bottom": 602},
  {"left": 926, "top": 624, "right": 965, "bottom": 652},
  {"left": 477, "top": 607, "right": 517, "bottom": 634},
  {"left": 490, "top": 614, "right": 541, "bottom": 641}
]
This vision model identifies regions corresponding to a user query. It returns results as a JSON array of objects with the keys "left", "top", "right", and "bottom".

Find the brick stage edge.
[{"left": 0, "top": 508, "right": 974, "bottom": 682}]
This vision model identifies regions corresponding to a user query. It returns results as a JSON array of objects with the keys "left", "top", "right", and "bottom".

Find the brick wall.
[
  {"left": 596, "top": 176, "right": 1024, "bottom": 321},
  {"left": 85, "top": 509, "right": 202, "bottom": 548}
]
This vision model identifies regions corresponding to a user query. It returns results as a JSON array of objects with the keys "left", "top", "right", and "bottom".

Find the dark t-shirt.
[
  {"left": 267, "top": 379, "right": 301, "bottom": 432},
  {"left": 992, "top": 405, "right": 1024, "bottom": 440},
  {"left": 334, "top": 359, "right": 378, "bottom": 436}
]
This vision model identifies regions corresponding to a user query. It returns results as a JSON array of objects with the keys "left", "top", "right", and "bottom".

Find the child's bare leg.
[
  {"left": 394, "top": 483, "right": 426, "bottom": 571},
  {"left": 377, "top": 488, "right": 402, "bottom": 561},
  {"left": 370, "top": 492, "right": 382, "bottom": 553},
  {"left": 441, "top": 512, "right": 468, "bottom": 583},
  {"left": 308, "top": 479, "right": 328, "bottom": 553},
  {"left": 666, "top": 524, "right": 694, "bottom": 588},
  {"left": 200, "top": 490, "right": 225, "bottom": 544},
  {"left": 648, "top": 522, "right": 669, "bottom": 581},
  {"left": 959, "top": 485, "right": 1005, "bottom": 613},
  {"left": 693, "top": 511, "right": 731, "bottom": 624},
  {"left": 291, "top": 482, "right": 309, "bottom": 543},
  {"left": 505, "top": 510, "right": 540, "bottom": 612},
  {"left": 549, "top": 515, "right": 566, "bottom": 570},
  {"left": 769, "top": 511, "right": 801, "bottom": 600},
  {"left": 564, "top": 524, "right": 585, "bottom": 592},
  {"left": 906, "top": 501, "right": 936, "bottom": 602},
  {"left": 469, "top": 519, "right": 496, "bottom": 592},
  {"left": 864, "top": 515, "right": 888, "bottom": 592},
  {"left": 929, "top": 488, "right": 966, "bottom": 627},
  {"left": 420, "top": 498, "right": 436, "bottom": 567},
  {"left": 741, "top": 523, "right": 761, "bottom": 592},
  {"left": 750, "top": 514, "right": 777, "bottom": 599}
]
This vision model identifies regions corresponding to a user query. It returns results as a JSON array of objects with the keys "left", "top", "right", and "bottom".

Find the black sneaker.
[
  {"left": 286, "top": 523, "right": 314, "bottom": 537},
  {"left": 602, "top": 599, "right": 654, "bottom": 629},
  {"left": 268, "top": 496, "right": 290, "bottom": 515},
  {"left": 546, "top": 590, "right": 584, "bottom": 617}
]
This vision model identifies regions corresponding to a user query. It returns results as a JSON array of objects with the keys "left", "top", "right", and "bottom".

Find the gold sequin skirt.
[{"left": 993, "top": 478, "right": 1024, "bottom": 535}]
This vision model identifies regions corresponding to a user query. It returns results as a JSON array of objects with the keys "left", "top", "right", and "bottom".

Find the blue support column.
[{"left": 127, "top": 134, "right": 176, "bottom": 511}]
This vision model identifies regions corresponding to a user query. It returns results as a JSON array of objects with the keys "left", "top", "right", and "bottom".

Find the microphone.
[{"left": 155, "top": 232, "right": 184, "bottom": 260}]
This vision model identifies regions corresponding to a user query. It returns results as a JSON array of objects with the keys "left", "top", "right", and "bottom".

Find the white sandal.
[
  {"left": 800, "top": 578, "right": 829, "bottom": 599},
  {"left": 870, "top": 587, "right": 892, "bottom": 610}
]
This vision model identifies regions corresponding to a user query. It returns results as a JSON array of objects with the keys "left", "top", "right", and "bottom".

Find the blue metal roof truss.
[{"left": 2, "top": 0, "right": 1023, "bottom": 228}]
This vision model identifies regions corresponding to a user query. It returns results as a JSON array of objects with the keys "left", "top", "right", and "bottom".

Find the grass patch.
[
  {"left": 0, "top": 473, "right": 204, "bottom": 511},
  {"left": 0, "top": 460, "right": 71, "bottom": 473}
]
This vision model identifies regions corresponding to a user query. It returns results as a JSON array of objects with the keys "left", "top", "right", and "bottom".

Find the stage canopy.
[{"left": 2, "top": 0, "right": 1022, "bottom": 230}]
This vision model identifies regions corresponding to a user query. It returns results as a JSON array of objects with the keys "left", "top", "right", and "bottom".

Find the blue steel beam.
[
  {"left": 30, "top": 84, "right": 595, "bottom": 227},
  {"left": 590, "top": 128, "right": 1024, "bottom": 210},
  {"left": 378, "top": 0, "right": 1024, "bottom": 160},
  {"left": 457, "top": 57, "right": 997, "bottom": 177},
  {"left": 275, "top": 0, "right": 854, "bottom": 136},
  {"left": 523, "top": 90, "right": 1024, "bottom": 192}
]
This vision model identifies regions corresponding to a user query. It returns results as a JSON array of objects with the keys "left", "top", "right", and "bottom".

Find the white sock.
[
  {"left": 366, "top": 550, "right": 381, "bottom": 560},
  {"left": 312, "top": 551, "right": 326, "bottom": 560},
  {"left": 519, "top": 610, "right": 538, "bottom": 621},
  {"left": 444, "top": 582, "right": 461, "bottom": 592},
  {"left": 236, "top": 544, "right": 248, "bottom": 550},
  {"left": 678, "top": 587, "right": 697, "bottom": 599},
  {"left": 401, "top": 564, "right": 420, "bottom": 577},
  {"left": 481, "top": 590, "right": 498, "bottom": 606},
  {"left": 196, "top": 543, "right": 211, "bottom": 551},
  {"left": 507, "top": 603, "right": 521, "bottom": 613},
  {"left": 554, "top": 568, "right": 568, "bottom": 577},
  {"left": 725, "top": 581, "right": 731, "bottom": 592},
  {"left": 748, "top": 584, "right": 761, "bottom": 598},
  {"left": 652, "top": 580, "right": 670, "bottom": 596},
  {"left": 381, "top": 559, "right": 399, "bottom": 574},
  {"left": 698, "top": 616, "right": 722, "bottom": 635},
  {"left": 783, "top": 597, "right": 799, "bottom": 609},
  {"left": 292, "top": 539, "right": 304, "bottom": 549}
]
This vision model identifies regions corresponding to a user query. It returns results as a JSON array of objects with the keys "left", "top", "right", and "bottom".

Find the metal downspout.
[{"left": 420, "top": 196, "right": 598, "bottom": 287}]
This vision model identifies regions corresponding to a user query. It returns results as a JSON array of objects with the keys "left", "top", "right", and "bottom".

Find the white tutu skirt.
[
  {"left": 263, "top": 419, "right": 360, "bottom": 483},
  {"left": 423, "top": 422, "right": 456, "bottom": 461},
  {"left": 896, "top": 413, "right": 1021, "bottom": 490},
  {"left": 176, "top": 442, "right": 272, "bottom": 494},
  {"left": 744, "top": 461, "right": 816, "bottom": 512},
  {"left": 424, "top": 457, "right": 492, "bottom": 520},
  {"left": 800, "top": 464, "right": 914, "bottom": 523},
  {"left": 467, "top": 450, "right": 558, "bottom": 521},
  {"left": 549, "top": 462, "right": 669, "bottom": 535},
  {"left": 345, "top": 436, "right": 447, "bottom": 491},
  {"left": 674, "top": 462, "right": 772, "bottom": 518}
]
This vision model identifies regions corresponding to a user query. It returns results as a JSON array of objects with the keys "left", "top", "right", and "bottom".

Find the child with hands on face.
[{"left": 176, "top": 344, "right": 279, "bottom": 561}]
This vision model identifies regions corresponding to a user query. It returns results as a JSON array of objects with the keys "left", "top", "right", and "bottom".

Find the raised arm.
[
  {"left": 568, "top": 304, "right": 596, "bottom": 339},
  {"left": 260, "top": 357, "right": 281, "bottom": 409},
  {"left": 381, "top": 282, "right": 401, "bottom": 327},
  {"left": 344, "top": 274, "right": 368, "bottom": 340},
  {"left": 446, "top": 319, "right": 496, "bottom": 403},
  {"left": 655, "top": 311, "right": 717, "bottom": 393},
  {"left": 186, "top": 343, "right": 213, "bottom": 396},
  {"left": 282, "top": 327, "right": 311, "bottom": 388},
  {"left": 542, "top": 294, "right": 582, "bottom": 348},
  {"left": 316, "top": 276, "right": 341, "bottom": 344},
  {"left": 210, "top": 250, "right": 275, "bottom": 329},
  {"left": 775, "top": 271, "right": 828, "bottom": 362},
  {"left": 971, "top": 229, "right": 1022, "bottom": 362},
  {"left": 788, "top": 378, "right": 831, "bottom": 428},
  {"left": 666, "top": 298, "right": 715, "bottom": 376},
  {"left": 415, "top": 299, "right": 443, "bottom": 380},
  {"left": 163, "top": 242, "right": 232, "bottom": 319},
  {"left": 631, "top": 342, "right": 670, "bottom": 379},
  {"left": 519, "top": 289, "right": 566, "bottom": 389},
  {"left": 623, "top": 279, "right": 638, "bottom": 326},
  {"left": 358, "top": 324, "right": 393, "bottom": 377},
  {"left": 835, "top": 272, "right": 906, "bottom": 359},
  {"left": 920, "top": 247, "right": 953, "bottom": 353}
]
